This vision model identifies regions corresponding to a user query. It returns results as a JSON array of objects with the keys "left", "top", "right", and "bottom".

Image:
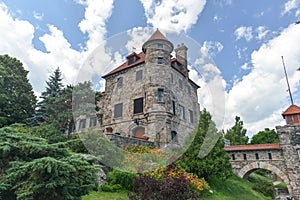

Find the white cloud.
[
  {"left": 241, "top": 63, "right": 250, "bottom": 70},
  {"left": 125, "top": 27, "right": 152, "bottom": 53},
  {"left": 234, "top": 26, "right": 253, "bottom": 41},
  {"left": 282, "top": 0, "right": 300, "bottom": 15},
  {"left": 225, "top": 23, "right": 300, "bottom": 135},
  {"left": 139, "top": 0, "right": 206, "bottom": 33},
  {"left": 256, "top": 26, "right": 269, "bottom": 40},
  {"left": 76, "top": 0, "right": 114, "bottom": 52},
  {"left": 0, "top": 1, "right": 114, "bottom": 96},
  {"left": 33, "top": 11, "right": 43, "bottom": 20}
]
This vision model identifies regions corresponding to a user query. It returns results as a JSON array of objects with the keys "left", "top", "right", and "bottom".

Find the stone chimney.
[{"left": 175, "top": 43, "right": 188, "bottom": 76}]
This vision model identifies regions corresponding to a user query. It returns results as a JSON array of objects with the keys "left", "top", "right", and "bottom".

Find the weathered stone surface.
[{"left": 226, "top": 124, "right": 300, "bottom": 199}]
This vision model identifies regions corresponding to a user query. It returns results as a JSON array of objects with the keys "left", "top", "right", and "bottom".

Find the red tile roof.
[
  {"left": 102, "top": 52, "right": 145, "bottom": 78},
  {"left": 282, "top": 104, "right": 300, "bottom": 116},
  {"left": 224, "top": 143, "right": 281, "bottom": 151}
]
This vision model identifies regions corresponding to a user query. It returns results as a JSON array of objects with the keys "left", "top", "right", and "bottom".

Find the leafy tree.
[
  {"left": 224, "top": 116, "right": 249, "bottom": 145},
  {"left": 251, "top": 128, "right": 279, "bottom": 144},
  {"left": 0, "top": 55, "right": 36, "bottom": 127},
  {"left": 180, "top": 109, "right": 232, "bottom": 180},
  {"left": 0, "top": 126, "right": 98, "bottom": 200}
]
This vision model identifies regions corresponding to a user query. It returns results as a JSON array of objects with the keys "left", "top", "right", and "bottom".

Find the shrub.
[
  {"left": 100, "top": 184, "right": 122, "bottom": 192},
  {"left": 252, "top": 180, "right": 275, "bottom": 199},
  {"left": 107, "top": 170, "right": 138, "bottom": 191},
  {"left": 128, "top": 164, "right": 209, "bottom": 200}
]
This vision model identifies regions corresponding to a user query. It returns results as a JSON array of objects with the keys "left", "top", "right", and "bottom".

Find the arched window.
[{"left": 171, "top": 131, "right": 178, "bottom": 143}]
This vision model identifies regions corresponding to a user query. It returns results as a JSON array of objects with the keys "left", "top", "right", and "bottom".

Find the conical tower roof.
[
  {"left": 142, "top": 29, "right": 173, "bottom": 52},
  {"left": 146, "top": 29, "right": 169, "bottom": 42}
]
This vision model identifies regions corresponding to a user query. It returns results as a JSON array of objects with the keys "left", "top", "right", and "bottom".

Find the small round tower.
[{"left": 142, "top": 29, "right": 174, "bottom": 65}]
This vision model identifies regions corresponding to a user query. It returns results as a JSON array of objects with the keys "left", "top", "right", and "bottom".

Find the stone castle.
[{"left": 76, "top": 29, "right": 200, "bottom": 147}]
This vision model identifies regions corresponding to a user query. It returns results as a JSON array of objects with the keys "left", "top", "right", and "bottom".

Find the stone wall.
[
  {"left": 105, "top": 133, "right": 154, "bottom": 148},
  {"left": 277, "top": 125, "right": 300, "bottom": 200}
]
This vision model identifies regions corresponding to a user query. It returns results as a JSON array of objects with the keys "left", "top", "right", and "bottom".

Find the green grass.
[
  {"left": 83, "top": 175, "right": 272, "bottom": 200},
  {"left": 202, "top": 175, "right": 272, "bottom": 200},
  {"left": 249, "top": 173, "right": 274, "bottom": 184},
  {"left": 82, "top": 191, "right": 129, "bottom": 200}
]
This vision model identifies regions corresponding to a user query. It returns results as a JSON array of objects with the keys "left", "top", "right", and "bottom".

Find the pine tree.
[
  {"left": 28, "top": 67, "right": 64, "bottom": 126},
  {"left": 224, "top": 116, "right": 249, "bottom": 145}
]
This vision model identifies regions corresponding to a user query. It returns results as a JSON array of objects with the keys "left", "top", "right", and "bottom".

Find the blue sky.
[{"left": 1, "top": 0, "right": 300, "bottom": 137}]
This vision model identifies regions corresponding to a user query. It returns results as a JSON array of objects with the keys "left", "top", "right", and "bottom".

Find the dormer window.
[{"left": 128, "top": 57, "right": 136, "bottom": 65}]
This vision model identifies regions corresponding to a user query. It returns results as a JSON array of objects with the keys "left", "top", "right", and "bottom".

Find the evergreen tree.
[
  {"left": 224, "top": 116, "right": 249, "bottom": 145},
  {"left": 28, "top": 67, "right": 64, "bottom": 126},
  {"left": 180, "top": 109, "right": 232, "bottom": 180},
  {"left": 251, "top": 128, "right": 279, "bottom": 144},
  {"left": 0, "top": 126, "right": 98, "bottom": 200},
  {"left": 0, "top": 55, "right": 37, "bottom": 127}
]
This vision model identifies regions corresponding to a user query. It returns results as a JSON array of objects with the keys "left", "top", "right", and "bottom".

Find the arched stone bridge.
[{"left": 224, "top": 125, "right": 300, "bottom": 199}]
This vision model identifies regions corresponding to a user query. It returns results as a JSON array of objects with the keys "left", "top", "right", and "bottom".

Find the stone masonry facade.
[{"left": 76, "top": 29, "right": 200, "bottom": 148}]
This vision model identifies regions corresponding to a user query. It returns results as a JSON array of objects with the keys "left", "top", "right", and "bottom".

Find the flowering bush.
[{"left": 128, "top": 164, "right": 209, "bottom": 200}]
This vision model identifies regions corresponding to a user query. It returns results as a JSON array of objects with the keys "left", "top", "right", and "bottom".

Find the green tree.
[
  {"left": 251, "top": 128, "right": 279, "bottom": 144},
  {"left": 224, "top": 116, "right": 249, "bottom": 145},
  {"left": 28, "top": 67, "right": 64, "bottom": 126},
  {"left": 0, "top": 55, "right": 36, "bottom": 127},
  {"left": 0, "top": 126, "right": 98, "bottom": 200},
  {"left": 180, "top": 109, "right": 232, "bottom": 180}
]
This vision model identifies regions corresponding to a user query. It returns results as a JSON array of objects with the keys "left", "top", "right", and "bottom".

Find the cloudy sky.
[{"left": 1, "top": 0, "right": 300, "bottom": 138}]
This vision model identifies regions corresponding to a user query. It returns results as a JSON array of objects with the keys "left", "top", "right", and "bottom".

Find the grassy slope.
[
  {"left": 83, "top": 175, "right": 270, "bottom": 200},
  {"left": 203, "top": 175, "right": 272, "bottom": 200}
]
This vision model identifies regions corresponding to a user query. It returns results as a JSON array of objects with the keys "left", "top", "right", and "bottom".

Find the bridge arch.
[{"left": 238, "top": 162, "right": 291, "bottom": 194}]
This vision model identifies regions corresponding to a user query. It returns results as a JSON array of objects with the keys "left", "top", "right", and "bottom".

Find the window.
[
  {"left": 134, "top": 98, "right": 143, "bottom": 114},
  {"left": 79, "top": 119, "right": 86, "bottom": 129},
  {"left": 171, "top": 131, "right": 178, "bottom": 142},
  {"left": 243, "top": 154, "right": 247, "bottom": 160},
  {"left": 172, "top": 100, "right": 176, "bottom": 115},
  {"left": 128, "top": 57, "right": 135, "bottom": 65},
  {"left": 171, "top": 73, "right": 174, "bottom": 83},
  {"left": 232, "top": 154, "right": 235, "bottom": 160},
  {"left": 268, "top": 153, "right": 272, "bottom": 160},
  {"left": 297, "top": 149, "right": 300, "bottom": 160},
  {"left": 157, "top": 57, "right": 163, "bottom": 64},
  {"left": 189, "top": 109, "right": 194, "bottom": 123},
  {"left": 179, "top": 105, "right": 185, "bottom": 119},
  {"left": 157, "top": 44, "right": 163, "bottom": 49},
  {"left": 255, "top": 153, "right": 259, "bottom": 160},
  {"left": 117, "top": 77, "right": 123, "bottom": 88},
  {"left": 157, "top": 88, "right": 164, "bottom": 102},
  {"left": 188, "top": 86, "right": 191, "bottom": 95},
  {"left": 114, "top": 103, "right": 123, "bottom": 118},
  {"left": 179, "top": 79, "right": 183, "bottom": 89},
  {"left": 136, "top": 70, "right": 142, "bottom": 81},
  {"left": 89, "top": 117, "right": 97, "bottom": 127}
]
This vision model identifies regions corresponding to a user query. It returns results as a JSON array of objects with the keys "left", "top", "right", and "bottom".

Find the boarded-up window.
[
  {"left": 134, "top": 98, "right": 143, "bottom": 114},
  {"left": 136, "top": 70, "right": 143, "bottom": 81},
  {"left": 114, "top": 103, "right": 123, "bottom": 118}
]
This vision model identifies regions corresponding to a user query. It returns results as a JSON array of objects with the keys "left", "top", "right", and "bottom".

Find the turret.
[{"left": 142, "top": 29, "right": 173, "bottom": 65}]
